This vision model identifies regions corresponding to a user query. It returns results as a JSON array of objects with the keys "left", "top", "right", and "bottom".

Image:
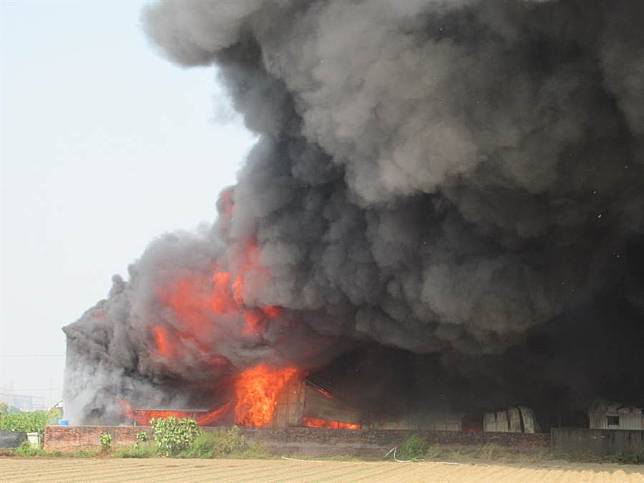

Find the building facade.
[
  {"left": 483, "top": 407, "right": 539, "bottom": 433},
  {"left": 588, "top": 402, "right": 644, "bottom": 430}
]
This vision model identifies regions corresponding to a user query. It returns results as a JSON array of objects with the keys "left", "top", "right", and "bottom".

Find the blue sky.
[{"left": 1, "top": 0, "right": 254, "bottom": 407}]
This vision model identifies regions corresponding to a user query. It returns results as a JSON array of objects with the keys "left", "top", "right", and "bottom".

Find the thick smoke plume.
[{"left": 64, "top": 0, "right": 643, "bottom": 426}]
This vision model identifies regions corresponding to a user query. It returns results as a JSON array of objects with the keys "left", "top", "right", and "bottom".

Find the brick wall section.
[
  {"left": 44, "top": 426, "right": 151, "bottom": 452},
  {"left": 237, "top": 428, "right": 549, "bottom": 448},
  {"left": 45, "top": 425, "right": 548, "bottom": 455},
  {"left": 236, "top": 428, "right": 549, "bottom": 457},
  {"left": 552, "top": 428, "right": 644, "bottom": 456}
]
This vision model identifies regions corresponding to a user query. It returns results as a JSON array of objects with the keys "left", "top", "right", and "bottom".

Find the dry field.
[{"left": 0, "top": 457, "right": 643, "bottom": 482}]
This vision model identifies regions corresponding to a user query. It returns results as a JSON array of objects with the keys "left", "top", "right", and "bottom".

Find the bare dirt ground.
[{"left": 0, "top": 457, "right": 643, "bottom": 482}]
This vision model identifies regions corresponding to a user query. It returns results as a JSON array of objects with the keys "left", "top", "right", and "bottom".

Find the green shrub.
[
  {"left": 15, "top": 442, "right": 47, "bottom": 457},
  {"left": 179, "top": 432, "right": 217, "bottom": 458},
  {"left": 99, "top": 432, "right": 112, "bottom": 452},
  {"left": 397, "top": 434, "right": 429, "bottom": 460},
  {"left": 72, "top": 449, "right": 100, "bottom": 458},
  {"left": 136, "top": 431, "right": 149, "bottom": 444},
  {"left": 113, "top": 442, "right": 158, "bottom": 458},
  {"left": 0, "top": 411, "right": 48, "bottom": 433},
  {"left": 424, "top": 444, "right": 446, "bottom": 459},
  {"left": 150, "top": 417, "right": 201, "bottom": 457},
  {"left": 208, "top": 426, "right": 248, "bottom": 457},
  {"left": 179, "top": 426, "right": 265, "bottom": 459}
]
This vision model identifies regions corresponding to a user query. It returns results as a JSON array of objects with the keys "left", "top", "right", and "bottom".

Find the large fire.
[
  {"left": 142, "top": 235, "right": 297, "bottom": 428},
  {"left": 234, "top": 364, "right": 300, "bottom": 427},
  {"left": 147, "top": 190, "right": 280, "bottom": 362},
  {"left": 154, "top": 239, "right": 281, "bottom": 352},
  {"left": 119, "top": 364, "right": 304, "bottom": 428},
  {"left": 126, "top": 193, "right": 357, "bottom": 430}
]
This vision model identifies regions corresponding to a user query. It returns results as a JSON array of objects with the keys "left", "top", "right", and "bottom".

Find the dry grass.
[{"left": 0, "top": 457, "right": 643, "bottom": 482}]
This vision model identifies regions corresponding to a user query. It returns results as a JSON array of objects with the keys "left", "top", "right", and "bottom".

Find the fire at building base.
[
  {"left": 62, "top": 0, "right": 644, "bottom": 441},
  {"left": 115, "top": 377, "right": 540, "bottom": 435}
]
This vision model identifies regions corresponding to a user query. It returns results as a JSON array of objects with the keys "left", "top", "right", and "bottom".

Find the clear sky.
[{"left": 1, "top": 0, "right": 254, "bottom": 407}]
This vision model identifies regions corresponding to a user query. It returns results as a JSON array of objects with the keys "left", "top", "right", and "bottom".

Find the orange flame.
[
  {"left": 120, "top": 367, "right": 361, "bottom": 431},
  {"left": 234, "top": 364, "right": 299, "bottom": 427},
  {"left": 119, "top": 399, "right": 231, "bottom": 427},
  {"left": 152, "top": 238, "right": 283, "bottom": 359},
  {"left": 152, "top": 326, "right": 173, "bottom": 358},
  {"left": 302, "top": 417, "right": 360, "bottom": 430},
  {"left": 160, "top": 278, "right": 212, "bottom": 333},
  {"left": 194, "top": 402, "right": 232, "bottom": 426}
]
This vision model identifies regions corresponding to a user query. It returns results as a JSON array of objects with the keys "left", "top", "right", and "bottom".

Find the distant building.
[
  {"left": 588, "top": 402, "right": 644, "bottom": 430},
  {"left": 483, "top": 406, "right": 539, "bottom": 433}
]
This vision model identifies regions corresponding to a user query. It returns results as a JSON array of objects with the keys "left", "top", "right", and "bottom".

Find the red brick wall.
[
  {"left": 44, "top": 426, "right": 151, "bottom": 452},
  {"left": 238, "top": 428, "right": 549, "bottom": 457},
  {"left": 44, "top": 425, "right": 548, "bottom": 455},
  {"left": 239, "top": 427, "right": 549, "bottom": 449}
]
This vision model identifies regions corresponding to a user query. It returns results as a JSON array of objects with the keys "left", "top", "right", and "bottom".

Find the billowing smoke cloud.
[{"left": 64, "top": 0, "right": 644, "bottom": 425}]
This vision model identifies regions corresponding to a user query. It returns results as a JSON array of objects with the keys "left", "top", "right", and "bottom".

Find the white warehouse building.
[{"left": 588, "top": 402, "right": 644, "bottom": 430}]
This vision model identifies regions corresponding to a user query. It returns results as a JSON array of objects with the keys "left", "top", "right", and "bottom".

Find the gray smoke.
[{"left": 64, "top": 0, "right": 644, "bottom": 424}]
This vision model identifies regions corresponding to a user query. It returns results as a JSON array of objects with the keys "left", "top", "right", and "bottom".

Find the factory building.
[
  {"left": 272, "top": 379, "right": 361, "bottom": 429},
  {"left": 588, "top": 402, "right": 644, "bottom": 430},
  {"left": 483, "top": 407, "right": 539, "bottom": 433}
]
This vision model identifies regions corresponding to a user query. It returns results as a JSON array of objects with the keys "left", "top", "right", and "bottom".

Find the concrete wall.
[{"left": 552, "top": 428, "right": 644, "bottom": 457}]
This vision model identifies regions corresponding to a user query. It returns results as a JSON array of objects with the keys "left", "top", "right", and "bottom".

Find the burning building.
[
  {"left": 64, "top": 0, "right": 644, "bottom": 430},
  {"left": 116, "top": 379, "right": 361, "bottom": 430}
]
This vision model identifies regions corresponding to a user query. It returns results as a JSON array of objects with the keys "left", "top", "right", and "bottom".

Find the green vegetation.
[
  {"left": 392, "top": 438, "right": 562, "bottom": 464},
  {"left": 99, "top": 432, "right": 112, "bottom": 452},
  {"left": 110, "top": 430, "right": 157, "bottom": 457},
  {"left": 396, "top": 434, "right": 429, "bottom": 460},
  {"left": 0, "top": 407, "right": 62, "bottom": 433},
  {"left": 113, "top": 442, "right": 159, "bottom": 458},
  {"left": 113, "top": 423, "right": 265, "bottom": 459},
  {"left": 6, "top": 415, "right": 265, "bottom": 460},
  {"left": 0, "top": 411, "right": 49, "bottom": 433},
  {"left": 135, "top": 431, "right": 149, "bottom": 445},
  {"left": 150, "top": 416, "right": 201, "bottom": 456},
  {"left": 178, "top": 426, "right": 266, "bottom": 459},
  {"left": 71, "top": 449, "right": 100, "bottom": 458},
  {"left": 424, "top": 443, "right": 552, "bottom": 463},
  {"left": 14, "top": 442, "right": 48, "bottom": 457}
]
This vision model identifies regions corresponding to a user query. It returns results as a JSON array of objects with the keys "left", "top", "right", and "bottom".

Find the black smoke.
[{"left": 64, "top": 0, "right": 644, "bottom": 427}]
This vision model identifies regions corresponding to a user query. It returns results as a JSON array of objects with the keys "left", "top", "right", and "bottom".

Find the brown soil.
[{"left": 1, "top": 457, "right": 643, "bottom": 482}]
